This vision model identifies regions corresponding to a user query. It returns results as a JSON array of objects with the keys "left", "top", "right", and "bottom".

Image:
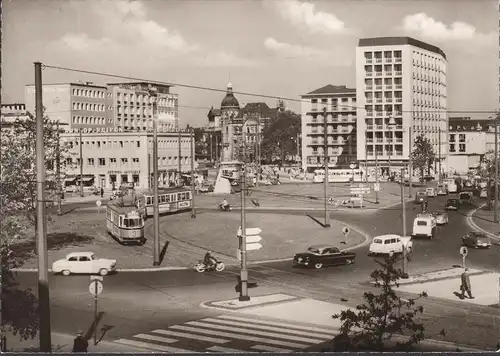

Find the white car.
[
  {"left": 52, "top": 252, "right": 117, "bottom": 276},
  {"left": 432, "top": 211, "right": 449, "bottom": 225},
  {"left": 369, "top": 234, "right": 413, "bottom": 255}
]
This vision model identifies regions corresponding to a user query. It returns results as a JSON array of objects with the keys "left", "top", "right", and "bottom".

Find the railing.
[
  {"left": 376, "top": 72, "right": 382, "bottom": 76},
  {"left": 395, "top": 58, "right": 402, "bottom": 62},
  {"left": 366, "top": 72, "right": 373, "bottom": 77},
  {"left": 385, "top": 138, "right": 393, "bottom": 143},
  {"left": 366, "top": 99, "right": 373, "bottom": 103},
  {"left": 395, "top": 98, "right": 402, "bottom": 103},
  {"left": 366, "top": 111, "right": 373, "bottom": 117},
  {"left": 385, "top": 85, "right": 393, "bottom": 90},
  {"left": 366, "top": 85, "right": 373, "bottom": 90},
  {"left": 395, "top": 111, "right": 402, "bottom": 116},
  {"left": 376, "top": 125, "right": 384, "bottom": 130},
  {"left": 395, "top": 71, "right": 403, "bottom": 76},
  {"left": 386, "top": 98, "right": 393, "bottom": 103},
  {"left": 376, "top": 99, "right": 383, "bottom": 103},
  {"left": 395, "top": 151, "right": 403, "bottom": 156},
  {"left": 375, "top": 111, "right": 383, "bottom": 116},
  {"left": 385, "top": 72, "right": 393, "bottom": 76},
  {"left": 375, "top": 58, "right": 383, "bottom": 63},
  {"left": 366, "top": 125, "right": 374, "bottom": 130},
  {"left": 395, "top": 84, "right": 402, "bottom": 89},
  {"left": 395, "top": 138, "right": 403, "bottom": 143},
  {"left": 395, "top": 125, "right": 403, "bottom": 130},
  {"left": 366, "top": 59, "right": 373, "bottom": 64},
  {"left": 385, "top": 58, "right": 393, "bottom": 63},
  {"left": 375, "top": 85, "right": 382, "bottom": 90},
  {"left": 366, "top": 138, "right": 374, "bottom": 143}
]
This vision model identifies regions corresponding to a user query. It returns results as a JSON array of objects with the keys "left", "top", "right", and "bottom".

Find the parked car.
[
  {"left": 445, "top": 198, "right": 460, "bottom": 211},
  {"left": 412, "top": 213, "right": 437, "bottom": 239},
  {"left": 415, "top": 191, "right": 428, "bottom": 204},
  {"left": 437, "top": 184, "right": 447, "bottom": 196},
  {"left": 425, "top": 187, "right": 436, "bottom": 197},
  {"left": 64, "top": 185, "right": 78, "bottom": 193},
  {"left": 432, "top": 211, "right": 449, "bottom": 225},
  {"left": 368, "top": 234, "right": 413, "bottom": 255},
  {"left": 462, "top": 232, "right": 491, "bottom": 249},
  {"left": 459, "top": 192, "right": 473, "bottom": 205},
  {"left": 52, "top": 252, "right": 117, "bottom": 276},
  {"left": 292, "top": 245, "right": 356, "bottom": 269}
]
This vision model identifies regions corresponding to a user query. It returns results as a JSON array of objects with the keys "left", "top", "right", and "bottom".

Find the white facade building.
[
  {"left": 62, "top": 129, "right": 193, "bottom": 189},
  {"left": 300, "top": 85, "right": 357, "bottom": 172},
  {"left": 356, "top": 37, "right": 448, "bottom": 176}
]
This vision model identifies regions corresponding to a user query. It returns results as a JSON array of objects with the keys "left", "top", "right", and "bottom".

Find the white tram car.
[
  {"left": 137, "top": 187, "right": 192, "bottom": 217},
  {"left": 106, "top": 203, "right": 145, "bottom": 245}
]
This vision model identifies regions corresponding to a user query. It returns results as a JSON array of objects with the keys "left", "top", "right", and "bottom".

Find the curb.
[
  {"left": 12, "top": 266, "right": 189, "bottom": 273},
  {"left": 467, "top": 204, "right": 499, "bottom": 240}
]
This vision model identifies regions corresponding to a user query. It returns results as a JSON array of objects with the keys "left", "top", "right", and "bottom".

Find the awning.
[
  {"left": 64, "top": 177, "right": 77, "bottom": 182},
  {"left": 82, "top": 177, "right": 94, "bottom": 182}
]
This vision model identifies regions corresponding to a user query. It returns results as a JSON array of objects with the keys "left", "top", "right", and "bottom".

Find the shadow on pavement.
[
  {"left": 85, "top": 311, "right": 105, "bottom": 342},
  {"left": 159, "top": 240, "right": 170, "bottom": 265},
  {"left": 306, "top": 214, "right": 328, "bottom": 228}
]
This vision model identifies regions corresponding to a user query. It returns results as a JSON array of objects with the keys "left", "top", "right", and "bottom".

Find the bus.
[
  {"left": 313, "top": 169, "right": 364, "bottom": 183},
  {"left": 445, "top": 178, "right": 458, "bottom": 193},
  {"left": 106, "top": 203, "right": 145, "bottom": 245},
  {"left": 137, "top": 187, "right": 192, "bottom": 217}
]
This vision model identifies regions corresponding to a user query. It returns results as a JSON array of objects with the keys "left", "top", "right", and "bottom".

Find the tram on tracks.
[
  {"left": 136, "top": 187, "right": 192, "bottom": 217},
  {"left": 106, "top": 201, "right": 145, "bottom": 245}
]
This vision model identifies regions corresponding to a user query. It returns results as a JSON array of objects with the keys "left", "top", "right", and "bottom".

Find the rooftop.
[
  {"left": 358, "top": 36, "right": 446, "bottom": 60},
  {"left": 106, "top": 81, "right": 172, "bottom": 88},
  {"left": 25, "top": 82, "right": 107, "bottom": 89},
  {"left": 303, "top": 85, "right": 356, "bottom": 96},
  {"left": 449, "top": 119, "right": 497, "bottom": 133}
]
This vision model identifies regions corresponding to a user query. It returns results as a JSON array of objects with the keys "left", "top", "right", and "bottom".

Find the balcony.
[
  {"left": 375, "top": 85, "right": 382, "bottom": 90},
  {"left": 366, "top": 98, "right": 373, "bottom": 103},
  {"left": 376, "top": 138, "right": 384, "bottom": 143},
  {"left": 375, "top": 72, "right": 383, "bottom": 77},
  {"left": 395, "top": 98, "right": 402, "bottom": 103},
  {"left": 385, "top": 98, "right": 393, "bottom": 103},
  {"left": 385, "top": 85, "right": 393, "bottom": 90},
  {"left": 375, "top": 111, "right": 383, "bottom": 116},
  {"left": 396, "top": 138, "right": 403, "bottom": 143},
  {"left": 385, "top": 58, "right": 393, "bottom": 63},
  {"left": 395, "top": 71, "right": 403, "bottom": 76},
  {"left": 375, "top": 99, "right": 383, "bottom": 103},
  {"left": 395, "top": 58, "right": 402, "bottom": 63},
  {"left": 366, "top": 72, "right": 373, "bottom": 77},
  {"left": 366, "top": 111, "right": 373, "bottom": 117},
  {"left": 366, "top": 59, "right": 373, "bottom": 64},
  {"left": 375, "top": 58, "right": 383, "bottom": 63},
  {"left": 395, "top": 84, "right": 402, "bottom": 89},
  {"left": 366, "top": 125, "right": 374, "bottom": 130},
  {"left": 376, "top": 125, "right": 384, "bottom": 130},
  {"left": 396, "top": 125, "right": 403, "bottom": 130},
  {"left": 366, "top": 85, "right": 373, "bottom": 90},
  {"left": 385, "top": 138, "right": 393, "bottom": 143},
  {"left": 395, "top": 151, "right": 403, "bottom": 156}
]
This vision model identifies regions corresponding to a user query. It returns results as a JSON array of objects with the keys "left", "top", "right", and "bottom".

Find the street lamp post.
[
  {"left": 323, "top": 107, "right": 330, "bottom": 228},
  {"left": 387, "top": 116, "right": 397, "bottom": 180},
  {"left": 494, "top": 115, "right": 499, "bottom": 223}
]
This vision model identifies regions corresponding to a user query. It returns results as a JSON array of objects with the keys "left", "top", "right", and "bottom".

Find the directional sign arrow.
[
  {"left": 237, "top": 226, "right": 262, "bottom": 237},
  {"left": 246, "top": 235, "right": 262, "bottom": 243},
  {"left": 246, "top": 242, "right": 263, "bottom": 251}
]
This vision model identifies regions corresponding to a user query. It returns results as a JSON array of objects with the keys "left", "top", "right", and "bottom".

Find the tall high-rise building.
[
  {"left": 356, "top": 37, "right": 448, "bottom": 177},
  {"left": 300, "top": 85, "right": 357, "bottom": 172}
]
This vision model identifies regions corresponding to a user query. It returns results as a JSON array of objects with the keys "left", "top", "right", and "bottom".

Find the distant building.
[
  {"left": 25, "top": 82, "right": 108, "bottom": 131},
  {"left": 300, "top": 84, "right": 357, "bottom": 172},
  {"left": 447, "top": 117, "right": 499, "bottom": 174},
  {"left": 356, "top": 37, "right": 448, "bottom": 176},
  {"left": 106, "top": 82, "right": 178, "bottom": 131},
  {"left": 1, "top": 103, "right": 28, "bottom": 125}
]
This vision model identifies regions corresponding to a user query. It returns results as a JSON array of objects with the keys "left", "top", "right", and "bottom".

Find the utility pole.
[
  {"left": 401, "top": 167, "right": 406, "bottom": 236},
  {"left": 495, "top": 117, "right": 499, "bottom": 223},
  {"left": 209, "top": 132, "right": 213, "bottom": 164},
  {"left": 190, "top": 129, "right": 196, "bottom": 219},
  {"left": 148, "top": 153, "right": 151, "bottom": 189},
  {"left": 408, "top": 127, "right": 413, "bottom": 198},
  {"left": 79, "top": 128, "right": 84, "bottom": 197},
  {"left": 56, "top": 121, "right": 63, "bottom": 216},
  {"left": 34, "top": 61, "right": 51, "bottom": 352},
  {"left": 150, "top": 87, "right": 160, "bottom": 266},
  {"left": 438, "top": 126, "right": 442, "bottom": 183},
  {"left": 256, "top": 113, "right": 261, "bottom": 187},
  {"left": 296, "top": 132, "right": 300, "bottom": 164},
  {"left": 323, "top": 107, "right": 330, "bottom": 228},
  {"left": 239, "top": 123, "right": 250, "bottom": 301},
  {"left": 178, "top": 130, "right": 182, "bottom": 186},
  {"left": 375, "top": 146, "right": 379, "bottom": 204}
]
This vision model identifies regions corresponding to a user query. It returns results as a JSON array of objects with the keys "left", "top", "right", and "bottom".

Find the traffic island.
[{"left": 469, "top": 204, "right": 500, "bottom": 238}]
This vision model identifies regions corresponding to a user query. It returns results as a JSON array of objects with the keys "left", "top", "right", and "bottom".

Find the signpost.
[
  {"left": 89, "top": 277, "right": 103, "bottom": 345},
  {"left": 460, "top": 246, "right": 468, "bottom": 269},
  {"left": 237, "top": 226, "right": 262, "bottom": 252}
]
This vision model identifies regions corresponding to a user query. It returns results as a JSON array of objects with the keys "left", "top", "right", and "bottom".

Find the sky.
[{"left": 2, "top": 0, "right": 498, "bottom": 127}]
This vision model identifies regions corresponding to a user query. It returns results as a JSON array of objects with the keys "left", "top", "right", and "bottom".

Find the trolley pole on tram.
[
  {"left": 149, "top": 86, "right": 161, "bottom": 266},
  {"left": 190, "top": 128, "right": 196, "bottom": 218}
]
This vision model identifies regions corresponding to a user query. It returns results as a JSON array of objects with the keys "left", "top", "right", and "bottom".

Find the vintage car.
[
  {"left": 445, "top": 198, "right": 460, "bottom": 211},
  {"left": 368, "top": 234, "right": 413, "bottom": 255},
  {"left": 292, "top": 245, "right": 356, "bottom": 269},
  {"left": 436, "top": 184, "right": 447, "bottom": 196},
  {"left": 459, "top": 192, "right": 473, "bottom": 205},
  {"left": 462, "top": 232, "right": 491, "bottom": 249},
  {"left": 415, "top": 191, "right": 428, "bottom": 204},
  {"left": 52, "top": 252, "right": 117, "bottom": 276},
  {"left": 432, "top": 211, "right": 449, "bottom": 225},
  {"left": 412, "top": 213, "right": 437, "bottom": 239},
  {"left": 425, "top": 187, "right": 436, "bottom": 197}
]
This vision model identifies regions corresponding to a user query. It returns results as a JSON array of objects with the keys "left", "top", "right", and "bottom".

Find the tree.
[
  {"left": 410, "top": 135, "right": 436, "bottom": 181},
  {"left": 331, "top": 255, "right": 430, "bottom": 351},
  {"left": 260, "top": 110, "right": 301, "bottom": 164},
  {"left": 477, "top": 151, "right": 499, "bottom": 210}
]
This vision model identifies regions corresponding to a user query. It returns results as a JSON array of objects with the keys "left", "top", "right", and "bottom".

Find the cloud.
[
  {"left": 272, "top": 0, "right": 346, "bottom": 34},
  {"left": 59, "top": 33, "right": 117, "bottom": 52},
  {"left": 194, "top": 51, "right": 259, "bottom": 68},
  {"left": 402, "top": 13, "right": 496, "bottom": 46},
  {"left": 264, "top": 37, "right": 352, "bottom": 66}
]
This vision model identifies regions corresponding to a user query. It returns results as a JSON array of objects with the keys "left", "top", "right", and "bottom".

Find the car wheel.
[
  {"left": 99, "top": 268, "right": 109, "bottom": 276},
  {"left": 62, "top": 270, "right": 71, "bottom": 276},
  {"left": 314, "top": 262, "right": 323, "bottom": 269}
]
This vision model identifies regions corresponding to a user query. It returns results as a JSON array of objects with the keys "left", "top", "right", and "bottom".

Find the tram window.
[
  {"left": 124, "top": 218, "right": 140, "bottom": 227},
  {"left": 119, "top": 216, "right": 123, "bottom": 226},
  {"left": 159, "top": 195, "right": 165, "bottom": 203},
  {"left": 186, "top": 192, "right": 191, "bottom": 199},
  {"left": 146, "top": 197, "right": 152, "bottom": 205},
  {"left": 106, "top": 210, "right": 111, "bottom": 219}
]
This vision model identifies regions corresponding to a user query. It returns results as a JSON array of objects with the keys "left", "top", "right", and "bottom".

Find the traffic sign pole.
[{"left": 94, "top": 281, "right": 98, "bottom": 345}]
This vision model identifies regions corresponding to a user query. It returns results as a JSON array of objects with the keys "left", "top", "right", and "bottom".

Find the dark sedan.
[
  {"left": 445, "top": 198, "right": 460, "bottom": 211},
  {"left": 462, "top": 232, "right": 492, "bottom": 249},
  {"left": 293, "top": 245, "right": 356, "bottom": 269}
]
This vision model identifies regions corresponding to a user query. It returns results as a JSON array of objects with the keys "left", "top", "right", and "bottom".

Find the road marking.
[
  {"left": 152, "top": 329, "right": 229, "bottom": 344},
  {"left": 187, "top": 320, "right": 320, "bottom": 344},
  {"left": 206, "top": 346, "right": 248, "bottom": 353},
  {"left": 170, "top": 325, "right": 308, "bottom": 349},
  {"left": 133, "top": 333, "right": 178, "bottom": 344},
  {"left": 251, "top": 345, "right": 293, "bottom": 352},
  {"left": 200, "top": 317, "right": 329, "bottom": 342},
  {"left": 114, "top": 338, "right": 192, "bottom": 353},
  {"left": 217, "top": 315, "right": 338, "bottom": 335}
]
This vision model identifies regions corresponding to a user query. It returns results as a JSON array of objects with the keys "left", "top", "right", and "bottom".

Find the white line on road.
[
  {"left": 251, "top": 344, "right": 293, "bottom": 352},
  {"left": 133, "top": 333, "right": 178, "bottom": 344},
  {"left": 206, "top": 346, "right": 249, "bottom": 353},
  {"left": 114, "top": 338, "right": 193, "bottom": 353},
  {"left": 153, "top": 329, "right": 230, "bottom": 344},
  {"left": 170, "top": 324, "right": 308, "bottom": 349}
]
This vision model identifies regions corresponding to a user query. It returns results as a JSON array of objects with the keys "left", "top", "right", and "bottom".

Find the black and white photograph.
[{"left": 1, "top": 0, "right": 499, "bottom": 353}]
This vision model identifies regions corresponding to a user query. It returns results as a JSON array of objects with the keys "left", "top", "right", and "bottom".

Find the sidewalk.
[{"left": 469, "top": 204, "right": 500, "bottom": 238}]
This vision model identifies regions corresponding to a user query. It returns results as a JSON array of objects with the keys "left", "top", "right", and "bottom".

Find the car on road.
[
  {"left": 415, "top": 191, "right": 428, "bottom": 204},
  {"left": 368, "top": 234, "right": 413, "bottom": 255},
  {"left": 462, "top": 232, "right": 491, "bottom": 249},
  {"left": 431, "top": 211, "right": 449, "bottom": 225},
  {"left": 412, "top": 213, "right": 437, "bottom": 239},
  {"left": 459, "top": 192, "right": 473, "bottom": 205},
  {"left": 437, "top": 184, "right": 447, "bottom": 196},
  {"left": 445, "top": 198, "right": 460, "bottom": 211},
  {"left": 52, "top": 252, "right": 117, "bottom": 276},
  {"left": 425, "top": 187, "right": 436, "bottom": 197},
  {"left": 292, "top": 245, "right": 356, "bottom": 269}
]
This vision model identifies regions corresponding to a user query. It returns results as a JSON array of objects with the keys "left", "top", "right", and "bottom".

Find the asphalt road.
[{"left": 13, "top": 193, "right": 500, "bottom": 351}]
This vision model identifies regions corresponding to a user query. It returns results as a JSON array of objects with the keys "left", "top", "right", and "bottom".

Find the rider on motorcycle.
[
  {"left": 204, "top": 250, "right": 217, "bottom": 270},
  {"left": 220, "top": 199, "right": 230, "bottom": 211}
]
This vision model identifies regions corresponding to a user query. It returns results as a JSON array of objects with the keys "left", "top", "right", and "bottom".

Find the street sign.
[
  {"left": 90, "top": 275, "right": 103, "bottom": 281},
  {"left": 246, "top": 243, "right": 263, "bottom": 251},
  {"left": 328, "top": 196, "right": 336, "bottom": 205},
  {"left": 89, "top": 280, "right": 103, "bottom": 296},
  {"left": 96, "top": 200, "right": 102, "bottom": 207},
  {"left": 342, "top": 226, "right": 350, "bottom": 237},
  {"left": 237, "top": 227, "right": 262, "bottom": 237},
  {"left": 237, "top": 248, "right": 241, "bottom": 261},
  {"left": 460, "top": 246, "right": 468, "bottom": 257},
  {"left": 350, "top": 187, "right": 371, "bottom": 195},
  {"left": 246, "top": 235, "right": 262, "bottom": 244}
]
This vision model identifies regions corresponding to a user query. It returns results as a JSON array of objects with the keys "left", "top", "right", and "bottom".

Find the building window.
[
  {"left": 98, "top": 158, "right": 106, "bottom": 167},
  {"left": 458, "top": 134, "right": 465, "bottom": 142},
  {"left": 449, "top": 134, "right": 455, "bottom": 143},
  {"left": 132, "top": 158, "right": 139, "bottom": 166},
  {"left": 449, "top": 144, "right": 455, "bottom": 152},
  {"left": 459, "top": 144, "right": 466, "bottom": 152},
  {"left": 87, "top": 158, "right": 95, "bottom": 166},
  {"left": 121, "top": 158, "right": 128, "bottom": 166},
  {"left": 137, "top": 141, "right": 140, "bottom": 148}
]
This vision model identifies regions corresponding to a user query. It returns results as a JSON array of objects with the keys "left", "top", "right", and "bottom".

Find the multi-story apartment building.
[
  {"left": 25, "top": 82, "right": 108, "bottom": 131},
  {"left": 1, "top": 103, "right": 28, "bottom": 124},
  {"left": 447, "top": 117, "right": 500, "bottom": 174},
  {"left": 356, "top": 37, "right": 448, "bottom": 176},
  {"left": 106, "top": 82, "right": 178, "bottom": 131},
  {"left": 61, "top": 129, "right": 193, "bottom": 189},
  {"left": 300, "top": 85, "right": 357, "bottom": 172}
]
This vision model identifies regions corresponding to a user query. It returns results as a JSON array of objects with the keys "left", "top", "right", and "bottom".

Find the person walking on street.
[
  {"left": 72, "top": 330, "right": 88, "bottom": 352},
  {"left": 100, "top": 187, "right": 104, "bottom": 198},
  {"left": 460, "top": 268, "right": 474, "bottom": 299}
]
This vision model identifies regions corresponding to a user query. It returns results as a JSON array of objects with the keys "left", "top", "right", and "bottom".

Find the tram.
[
  {"left": 312, "top": 169, "right": 364, "bottom": 183},
  {"left": 106, "top": 202, "right": 145, "bottom": 245},
  {"left": 136, "top": 187, "right": 192, "bottom": 217}
]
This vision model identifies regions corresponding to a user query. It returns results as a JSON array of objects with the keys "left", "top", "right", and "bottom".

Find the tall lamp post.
[
  {"left": 387, "top": 116, "right": 397, "bottom": 179},
  {"left": 323, "top": 107, "right": 330, "bottom": 228},
  {"left": 492, "top": 114, "right": 499, "bottom": 223}
]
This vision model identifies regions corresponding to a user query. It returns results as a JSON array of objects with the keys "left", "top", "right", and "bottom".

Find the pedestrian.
[
  {"left": 460, "top": 268, "right": 474, "bottom": 299},
  {"left": 100, "top": 187, "right": 104, "bottom": 198},
  {"left": 72, "top": 330, "right": 88, "bottom": 353}
]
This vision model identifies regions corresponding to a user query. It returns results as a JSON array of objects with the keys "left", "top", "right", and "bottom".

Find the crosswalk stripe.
[
  {"left": 133, "top": 333, "right": 178, "bottom": 344},
  {"left": 202, "top": 317, "right": 331, "bottom": 340},
  {"left": 217, "top": 314, "right": 338, "bottom": 335},
  {"left": 207, "top": 346, "right": 248, "bottom": 353},
  {"left": 251, "top": 345, "right": 293, "bottom": 352},
  {"left": 188, "top": 320, "right": 322, "bottom": 344},
  {"left": 152, "top": 329, "right": 229, "bottom": 344},
  {"left": 170, "top": 325, "right": 308, "bottom": 349},
  {"left": 114, "top": 338, "right": 193, "bottom": 353}
]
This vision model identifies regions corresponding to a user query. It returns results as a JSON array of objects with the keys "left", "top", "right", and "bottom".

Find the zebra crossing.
[{"left": 114, "top": 314, "right": 338, "bottom": 353}]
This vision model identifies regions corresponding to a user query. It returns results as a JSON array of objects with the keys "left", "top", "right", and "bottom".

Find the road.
[{"left": 14, "top": 194, "right": 500, "bottom": 351}]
